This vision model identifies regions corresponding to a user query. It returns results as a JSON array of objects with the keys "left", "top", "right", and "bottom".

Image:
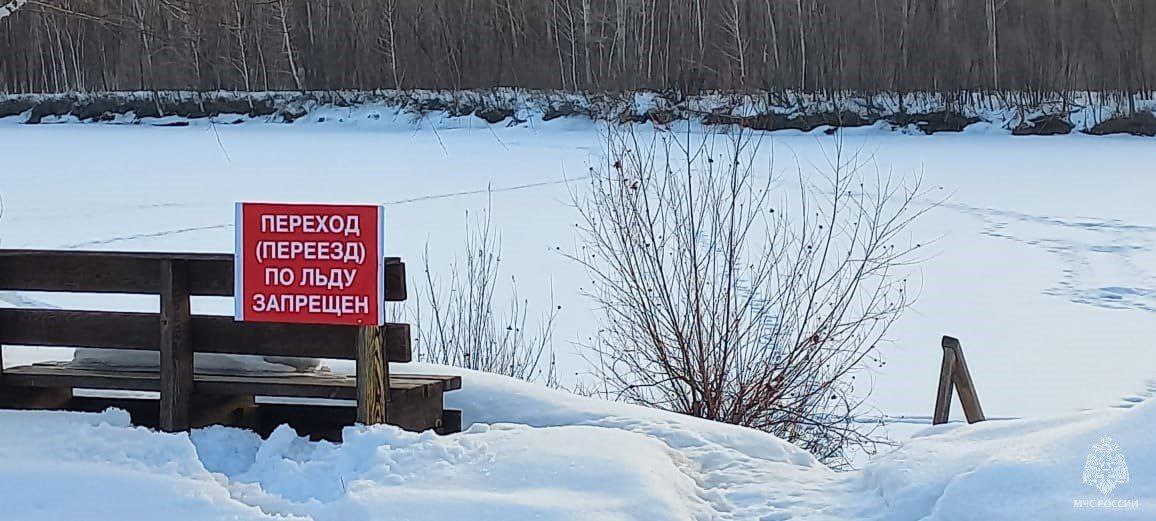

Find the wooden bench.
[{"left": 0, "top": 249, "right": 461, "bottom": 437}]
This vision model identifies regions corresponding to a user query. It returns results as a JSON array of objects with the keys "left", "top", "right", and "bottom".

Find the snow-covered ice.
[
  {"left": 2, "top": 114, "right": 1156, "bottom": 518},
  {"left": 3, "top": 117, "right": 1155, "bottom": 421}
]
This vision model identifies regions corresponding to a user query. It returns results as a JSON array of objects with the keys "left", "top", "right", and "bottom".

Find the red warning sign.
[{"left": 234, "top": 202, "right": 384, "bottom": 325}]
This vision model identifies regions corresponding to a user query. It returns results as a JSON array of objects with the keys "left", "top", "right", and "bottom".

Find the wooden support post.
[
  {"left": 0, "top": 315, "right": 4, "bottom": 383},
  {"left": 356, "top": 325, "right": 389, "bottom": 425},
  {"left": 932, "top": 344, "right": 956, "bottom": 425},
  {"left": 944, "top": 336, "right": 985, "bottom": 423},
  {"left": 159, "top": 260, "right": 193, "bottom": 432},
  {"left": 932, "top": 335, "right": 985, "bottom": 425}
]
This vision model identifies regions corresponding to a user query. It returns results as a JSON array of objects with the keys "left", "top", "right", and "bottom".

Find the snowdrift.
[{"left": 1, "top": 365, "right": 1151, "bottom": 520}]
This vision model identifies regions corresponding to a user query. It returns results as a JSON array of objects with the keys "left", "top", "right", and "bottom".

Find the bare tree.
[
  {"left": 987, "top": 0, "right": 1007, "bottom": 90},
  {"left": 274, "top": 0, "right": 303, "bottom": 91},
  {"left": 723, "top": 0, "right": 747, "bottom": 86},
  {"left": 796, "top": 0, "right": 807, "bottom": 89},
  {"left": 380, "top": 0, "right": 401, "bottom": 90},
  {"left": 229, "top": 0, "right": 253, "bottom": 93},
  {"left": 570, "top": 125, "right": 932, "bottom": 467},
  {"left": 412, "top": 205, "right": 559, "bottom": 384},
  {"left": 2, "top": 2, "right": 1154, "bottom": 101}
]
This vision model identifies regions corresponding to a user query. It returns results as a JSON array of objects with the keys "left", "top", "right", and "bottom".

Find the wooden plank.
[
  {"left": 0, "top": 309, "right": 159, "bottom": 349},
  {"left": 205, "top": 374, "right": 442, "bottom": 397},
  {"left": 0, "top": 250, "right": 406, "bottom": 300},
  {"left": 0, "top": 250, "right": 231, "bottom": 295},
  {"left": 69, "top": 394, "right": 256, "bottom": 430},
  {"left": 438, "top": 410, "right": 463, "bottom": 435},
  {"left": 195, "top": 317, "right": 357, "bottom": 358},
  {"left": 387, "top": 384, "right": 444, "bottom": 432},
  {"left": 383, "top": 323, "right": 412, "bottom": 362},
  {"left": 0, "top": 252, "right": 158, "bottom": 293},
  {"left": 256, "top": 399, "right": 449, "bottom": 439},
  {"left": 199, "top": 374, "right": 355, "bottom": 400},
  {"left": 248, "top": 403, "right": 353, "bottom": 440},
  {"left": 2, "top": 365, "right": 456, "bottom": 405},
  {"left": 3, "top": 366, "right": 162, "bottom": 391},
  {"left": 196, "top": 316, "right": 411, "bottom": 361},
  {"left": 0, "top": 386, "right": 72, "bottom": 409},
  {"left": 372, "top": 375, "right": 454, "bottom": 391},
  {"left": 68, "top": 396, "right": 160, "bottom": 425},
  {"left": 0, "top": 310, "right": 5, "bottom": 383},
  {"left": 394, "top": 373, "right": 462, "bottom": 391},
  {"left": 0, "top": 309, "right": 411, "bottom": 362},
  {"left": 932, "top": 341, "right": 957, "bottom": 425},
  {"left": 159, "top": 260, "right": 193, "bottom": 431},
  {"left": 2, "top": 366, "right": 303, "bottom": 396},
  {"left": 198, "top": 319, "right": 409, "bottom": 361},
  {"left": 943, "top": 336, "right": 985, "bottom": 424},
  {"left": 356, "top": 326, "right": 389, "bottom": 424},
  {"left": 0, "top": 249, "right": 233, "bottom": 262},
  {"left": 384, "top": 258, "right": 407, "bottom": 301}
]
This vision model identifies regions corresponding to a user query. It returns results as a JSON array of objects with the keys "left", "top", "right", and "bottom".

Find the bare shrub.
[
  {"left": 570, "top": 125, "right": 931, "bottom": 467},
  {"left": 412, "top": 205, "right": 558, "bottom": 384}
]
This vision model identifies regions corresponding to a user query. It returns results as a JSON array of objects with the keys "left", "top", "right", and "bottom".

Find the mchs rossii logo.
[{"left": 1073, "top": 436, "right": 1139, "bottom": 510}]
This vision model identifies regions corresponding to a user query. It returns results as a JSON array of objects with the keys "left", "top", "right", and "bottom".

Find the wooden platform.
[
  {"left": 3, "top": 364, "right": 460, "bottom": 399},
  {"left": 1, "top": 363, "right": 462, "bottom": 437}
]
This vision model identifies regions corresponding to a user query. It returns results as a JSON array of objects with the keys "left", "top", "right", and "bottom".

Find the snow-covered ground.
[
  {"left": 2, "top": 114, "right": 1156, "bottom": 518},
  {"left": 1, "top": 365, "right": 1152, "bottom": 520}
]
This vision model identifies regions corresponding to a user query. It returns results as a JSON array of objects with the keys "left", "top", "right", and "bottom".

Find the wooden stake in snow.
[
  {"left": 0, "top": 0, "right": 29, "bottom": 21},
  {"left": 933, "top": 336, "right": 986, "bottom": 425}
]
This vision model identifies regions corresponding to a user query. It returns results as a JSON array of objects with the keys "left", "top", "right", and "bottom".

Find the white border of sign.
[
  {"left": 234, "top": 201, "right": 244, "bottom": 321},
  {"left": 377, "top": 204, "right": 386, "bottom": 326}
]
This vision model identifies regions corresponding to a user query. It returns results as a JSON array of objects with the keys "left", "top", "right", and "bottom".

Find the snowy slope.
[{"left": 0, "top": 367, "right": 1151, "bottom": 520}]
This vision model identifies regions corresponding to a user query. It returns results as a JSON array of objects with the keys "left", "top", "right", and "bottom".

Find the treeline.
[{"left": 1, "top": 0, "right": 1154, "bottom": 95}]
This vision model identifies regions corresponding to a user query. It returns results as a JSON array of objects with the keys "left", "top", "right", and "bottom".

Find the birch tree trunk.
[
  {"left": 383, "top": 0, "right": 400, "bottom": 89},
  {"left": 796, "top": 0, "right": 806, "bottom": 90},
  {"left": 987, "top": 0, "right": 999, "bottom": 90},
  {"left": 276, "top": 0, "right": 304, "bottom": 91},
  {"left": 231, "top": 0, "right": 252, "bottom": 93}
]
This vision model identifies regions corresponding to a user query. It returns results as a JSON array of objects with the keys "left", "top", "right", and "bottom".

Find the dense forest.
[{"left": 0, "top": 0, "right": 1153, "bottom": 95}]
